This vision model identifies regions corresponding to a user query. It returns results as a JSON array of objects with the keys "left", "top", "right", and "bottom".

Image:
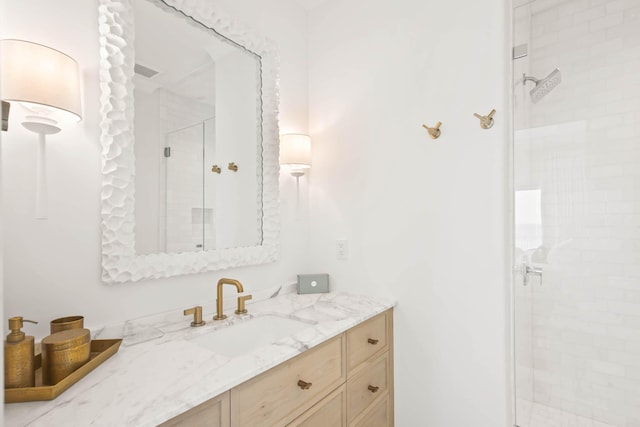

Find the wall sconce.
[
  {"left": 280, "top": 133, "right": 311, "bottom": 180},
  {"left": 0, "top": 39, "right": 82, "bottom": 219}
]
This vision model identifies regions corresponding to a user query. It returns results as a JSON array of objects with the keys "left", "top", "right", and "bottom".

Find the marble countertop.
[{"left": 4, "top": 288, "right": 394, "bottom": 427}]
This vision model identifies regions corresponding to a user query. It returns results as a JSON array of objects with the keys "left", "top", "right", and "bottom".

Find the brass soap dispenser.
[{"left": 4, "top": 316, "right": 38, "bottom": 388}]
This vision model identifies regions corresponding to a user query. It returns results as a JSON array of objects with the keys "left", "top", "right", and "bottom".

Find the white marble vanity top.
[{"left": 4, "top": 288, "right": 394, "bottom": 427}]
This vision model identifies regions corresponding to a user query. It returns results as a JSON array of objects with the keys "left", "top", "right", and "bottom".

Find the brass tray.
[{"left": 5, "top": 339, "right": 122, "bottom": 403}]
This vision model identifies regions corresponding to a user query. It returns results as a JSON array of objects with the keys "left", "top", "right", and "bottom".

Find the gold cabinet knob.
[
  {"left": 368, "top": 385, "right": 379, "bottom": 393},
  {"left": 211, "top": 165, "right": 221, "bottom": 174},
  {"left": 228, "top": 162, "right": 238, "bottom": 172},
  {"left": 422, "top": 121, "right": 442, "bottom": 139},
  {"left": 297, "top": 379, "right": 312, "bottom": 390},
  {"left": 367, "top": 338, "right": 379, "bottom": 345}
]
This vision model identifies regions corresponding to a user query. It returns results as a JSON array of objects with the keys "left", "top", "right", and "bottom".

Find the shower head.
[{"left": 523, "top": 68, "right": 562, "bottom": 103}]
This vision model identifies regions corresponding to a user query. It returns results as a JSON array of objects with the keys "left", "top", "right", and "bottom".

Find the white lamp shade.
[
  {"left": 1, "top": 39, "right": 82, "bottom": 124},
  {"left": 280, "top": 134, "right": 311, "bottom": 169}
]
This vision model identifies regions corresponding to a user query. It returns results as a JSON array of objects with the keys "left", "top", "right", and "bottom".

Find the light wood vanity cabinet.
[
  {"left": 230, "top": 335, "right": 346, "bottom": 426},
  {"left": 159, "top": 309, "right": 393, "bottom": 427},
  {"left": 286, "top": 384, "right": 348, "bottom": 427},
  {"left": 345, "top": 310, "right": 394, "bottom": 427},
  {"left": 158, "top": 391, "right": 230, "bottom": 427}
]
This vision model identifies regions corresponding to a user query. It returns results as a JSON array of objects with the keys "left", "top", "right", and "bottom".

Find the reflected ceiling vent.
[{"left": 134, "top": 63, "right": 159, "bottom": 78}]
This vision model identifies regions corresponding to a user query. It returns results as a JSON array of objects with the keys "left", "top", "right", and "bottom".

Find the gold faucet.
[
  {"left": 214, "top": 278, "right": 251, "bottom": 320},
  {"left": 183, "top": 306, "right": 205, "bottom": 327}
]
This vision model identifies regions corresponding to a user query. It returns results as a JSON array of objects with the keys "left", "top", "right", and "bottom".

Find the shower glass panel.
[
  {"left": 165, "top": 120, "right": 215, "bottom": 253},
  {"left": 513, "top": 1, "right": 640, "bottom": 426}
]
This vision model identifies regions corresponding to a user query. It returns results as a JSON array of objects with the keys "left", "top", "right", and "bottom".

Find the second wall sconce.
[
  {"left": 0, "top": 39, "right": 83, "bottom": 219},
  {"left": 280, "top": 133, "right": 312, "bottom": 178}
]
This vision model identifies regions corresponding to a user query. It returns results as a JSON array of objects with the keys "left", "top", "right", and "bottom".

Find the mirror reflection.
[{"left": 133, "top": 0, "right": 263, "bottom": 255}]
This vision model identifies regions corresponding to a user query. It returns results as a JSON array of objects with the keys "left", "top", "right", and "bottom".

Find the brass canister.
[
  {"left": 41, "top": 328, "right": 91, "bottom": 385},
  {"left": 50, "top": 316, "right": 84, "bottom": 334}
]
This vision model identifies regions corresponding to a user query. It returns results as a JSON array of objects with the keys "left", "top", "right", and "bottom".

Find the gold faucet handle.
[
  {"left": 183, "top": 306, "right": 205, "bottom": 327},
  {"left": 235, "top": 294, "right": 253, "bottom": 315}
]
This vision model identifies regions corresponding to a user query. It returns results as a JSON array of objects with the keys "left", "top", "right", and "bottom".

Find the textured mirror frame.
[{"left": 98, "top": 0, "right": 280, "bottom": 283}]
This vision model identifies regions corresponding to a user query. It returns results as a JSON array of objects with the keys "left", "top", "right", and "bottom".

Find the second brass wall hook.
[
  {"left": 422, "top": 121, "right": 442, "bottom": 139},
  {"left": 474, "top": 109, "right": 496, "bottom": 129}
]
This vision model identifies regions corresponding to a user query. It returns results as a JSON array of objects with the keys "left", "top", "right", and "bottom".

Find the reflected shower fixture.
[
  {"left": 0, "top": 39, "right": 82, "bottom": 219},
  {"left": 523, "top": 68, "right": 562, "bottom": 104}
]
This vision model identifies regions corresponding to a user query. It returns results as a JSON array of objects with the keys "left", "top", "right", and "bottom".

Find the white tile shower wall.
[{"left": 514, "top": 0, "right": 640, "bottom": 425}]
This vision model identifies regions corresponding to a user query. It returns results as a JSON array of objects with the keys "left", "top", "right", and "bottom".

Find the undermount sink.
[{"left": 188, "top": 315, "right": 314, "bottom": 357}]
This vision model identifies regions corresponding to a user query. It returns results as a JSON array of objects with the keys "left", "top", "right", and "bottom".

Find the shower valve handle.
[{"left": 522, "top": 264, "right": 543, "bottom": 287}]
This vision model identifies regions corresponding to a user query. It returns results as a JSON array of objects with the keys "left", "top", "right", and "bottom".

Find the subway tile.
[
  {"left": 589, "top": 12, "right": 624, "bottom": 31},
  {"left": 606, "top": 0, "right": 640, "bottom": 14},
  {"left": 574, "top": 5, "right": 606, "bottom": 24}
]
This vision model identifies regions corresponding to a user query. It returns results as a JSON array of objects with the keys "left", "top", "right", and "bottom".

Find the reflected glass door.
[{"left": 165, "top": 122, "right": 206, "bottom": 253}]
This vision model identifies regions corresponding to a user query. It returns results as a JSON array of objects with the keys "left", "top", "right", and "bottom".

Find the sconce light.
[
  {"left": 0, "top": 39, "right": 82, "bottom": 219},
  {"left": 280, "top": 133, "right": 311, "bottom": 178}
]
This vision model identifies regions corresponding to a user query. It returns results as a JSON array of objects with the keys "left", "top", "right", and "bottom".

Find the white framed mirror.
[{"left": 99, "top": 0, "right": 280, "bottom": 284}]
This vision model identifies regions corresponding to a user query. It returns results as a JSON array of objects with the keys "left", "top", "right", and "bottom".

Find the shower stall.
[{"left": 512, "top": 0, "right": 640, "bottom": 426}]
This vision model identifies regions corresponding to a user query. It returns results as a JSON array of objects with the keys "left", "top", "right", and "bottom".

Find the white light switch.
[{"left": 336, "top": 239, "right": 348, "bottom": 260}]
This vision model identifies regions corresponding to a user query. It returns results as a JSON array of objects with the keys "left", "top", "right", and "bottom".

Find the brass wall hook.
[
  {"left": 474, "top": 109, "right": 496, "bottom": 129},
  {"left": 228, "top": 162, "right": 238, "bottom": 172},
  {"left": 211, "top": 164, "right": 221, "bottom": 174},
  {"left": 422, "top": 121, "right": 442, "bottom": 139}
]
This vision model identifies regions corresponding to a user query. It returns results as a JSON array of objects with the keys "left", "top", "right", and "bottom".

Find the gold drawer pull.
[
  {"left": 368, "top": 385, "right": 379, "bottom": 393},
  {"left": 297, "top": 380, "right": 312, "bottom": 390},
  {"left": 367, "top": 338, "right": 379, "bottom": 345}
]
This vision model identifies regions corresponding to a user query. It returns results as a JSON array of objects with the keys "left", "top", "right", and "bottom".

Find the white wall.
[
  {"left": 306, "top": 0, "right": 511, "bottom": 425},
  {"left": 1, "top": 0, "right": 309, "bottom": 340}
]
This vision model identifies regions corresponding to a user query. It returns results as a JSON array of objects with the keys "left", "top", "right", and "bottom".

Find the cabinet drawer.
[
  {"left": 346, "top": 311, "right": 388, "bottom": 372},
  {"left": 347, "top": 352, "right": 389, "bottom": 424},
  {"left": 231, "top": 335, "right": 345, "bottom": 427},
  {"left": 351, "top": 393, "right": 391, "bottom": 427},
  {"left": 287, "top": 384, "right": 346, "bottom": 427},
  {"left": 158, "top": 391, "right": 229, "bottom": 427}
]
